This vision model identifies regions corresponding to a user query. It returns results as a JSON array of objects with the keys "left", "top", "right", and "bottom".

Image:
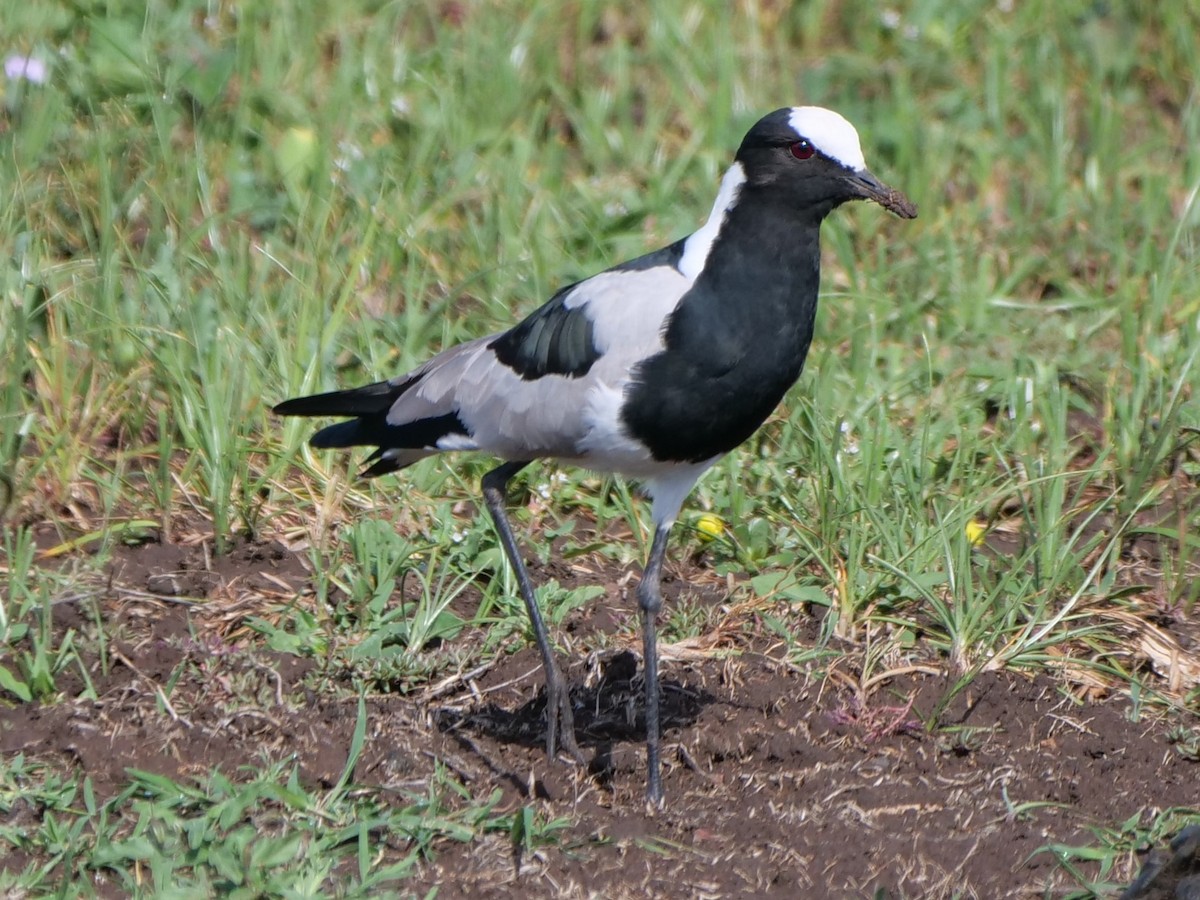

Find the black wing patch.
[
  {"left": 488, "top": 242, "right": 686, "bottom": 380},
  {"left": 489, "top": 283, "right": 601, "bottom": 380}
]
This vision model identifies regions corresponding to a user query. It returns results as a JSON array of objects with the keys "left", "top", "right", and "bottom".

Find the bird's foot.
[
  {"left": 645, "top": 770, "right": 664, "bottom": 809},
  {"left": 544, "top": 665, "right": 585, "bottom": 765}
]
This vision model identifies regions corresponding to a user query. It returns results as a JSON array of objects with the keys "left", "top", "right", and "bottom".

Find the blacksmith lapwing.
[{"left": 275, "top": 106, "right": 917, "bottom": 805}]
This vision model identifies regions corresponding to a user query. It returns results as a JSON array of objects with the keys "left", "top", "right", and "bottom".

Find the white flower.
[{"left": 4, "top": 54, "right": 47, "bottom": 84}]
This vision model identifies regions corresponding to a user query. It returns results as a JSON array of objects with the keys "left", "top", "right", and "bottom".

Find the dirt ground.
[{"left": 2, "top": 529, "right": 1199, "bottom": 898}]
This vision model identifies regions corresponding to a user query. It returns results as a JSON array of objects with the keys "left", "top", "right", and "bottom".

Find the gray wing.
[
  {"left": 390, "top": 263, "right": 692, "bottom": 464},
  {"left": 276, "top": 258, "right": 693, "bottom": 474}
]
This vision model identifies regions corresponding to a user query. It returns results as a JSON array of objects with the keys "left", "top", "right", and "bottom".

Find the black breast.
[{"left": 621, "top": 201, "right": 823, "bottom": 463}]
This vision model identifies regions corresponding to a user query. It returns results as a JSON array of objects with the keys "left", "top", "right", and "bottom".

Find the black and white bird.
[{"left": 275, "top": 106, "right": 916, "bottom": 805}]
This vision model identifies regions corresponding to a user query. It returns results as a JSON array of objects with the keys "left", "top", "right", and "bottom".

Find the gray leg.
[
  {"left": 481, "top": 461, "right": 583, "bottom": 763},
  {"left": 638, "top": 525, "right": 672, "bottom": 806}
]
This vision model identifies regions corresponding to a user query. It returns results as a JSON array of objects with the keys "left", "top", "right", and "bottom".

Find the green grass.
[
  {"left": 1034, "top": 807, "right": 1200, "bottom": 899},
  {"left": 0, "top": 749, "right": 568, "bottom": 897},
  {"left": 2, "top": 0, "right": 1199, "bottom": 895}
]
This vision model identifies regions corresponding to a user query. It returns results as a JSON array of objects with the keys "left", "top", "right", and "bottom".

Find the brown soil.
[{"left": 2, "top": 527, "right": 1199, "bottom": 898}]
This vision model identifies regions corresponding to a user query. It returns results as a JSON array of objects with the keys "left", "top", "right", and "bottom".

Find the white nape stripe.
[
  {"left": 788, "top": 106, "right": 867, "bottom": 171},
  {"left": 677, "top": 161, "right": 746, "bottom": 281}
]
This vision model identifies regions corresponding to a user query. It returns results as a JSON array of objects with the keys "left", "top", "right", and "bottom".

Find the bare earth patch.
[{"left": 3, "top": 528, "right": 1198, "bottom": 897}]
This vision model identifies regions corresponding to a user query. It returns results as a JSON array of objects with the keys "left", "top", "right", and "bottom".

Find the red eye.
[{"left": 789, "top": 140, "right": 815, "bottom": 160}]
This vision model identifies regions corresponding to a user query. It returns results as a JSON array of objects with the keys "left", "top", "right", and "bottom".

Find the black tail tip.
[
  {"left": 308, "top": 420, "right": 363, "bottom": 449},
  {"left": 273, "top": 397, "right": 306, "bottom": 416}
]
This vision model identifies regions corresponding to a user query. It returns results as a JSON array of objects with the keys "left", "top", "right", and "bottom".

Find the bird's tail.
[
  {"left": 274, "top": 376, "right": 444, "bottom": 476},
  {"left": 273, "top": 379, "right": 408, "bottom": 420}
]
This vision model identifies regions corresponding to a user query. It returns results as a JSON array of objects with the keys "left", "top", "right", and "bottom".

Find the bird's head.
[{"left": 734, "top": 106, "right": 917, "bottom": 220}]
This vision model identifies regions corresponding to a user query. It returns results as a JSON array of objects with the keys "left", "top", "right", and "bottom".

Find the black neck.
[
  {"left": 667, "top": 187, "right": 829, "bottom": 369},
  {"left": 620, "top": 189, "right": 833, "bottom": 463}
]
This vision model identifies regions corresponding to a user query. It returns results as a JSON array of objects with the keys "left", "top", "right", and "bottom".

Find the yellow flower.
[
  {"left": 965, "top": 520, "right": 988, "bottom": 546},
  {"left": 694, "top": 513, "right": 726, "bottom": 543}
]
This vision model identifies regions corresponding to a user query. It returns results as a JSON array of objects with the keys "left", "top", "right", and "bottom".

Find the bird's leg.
[
  {"left": 637, "top": 524, "right": 672, "bottom": 806},
  {"left": 480, "top": 461, "right": 583, "bottom": 764}
]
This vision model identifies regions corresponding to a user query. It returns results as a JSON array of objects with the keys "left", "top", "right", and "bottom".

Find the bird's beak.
[{"left": 844, "top": 168, "right": 918, "bottom": 219}]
